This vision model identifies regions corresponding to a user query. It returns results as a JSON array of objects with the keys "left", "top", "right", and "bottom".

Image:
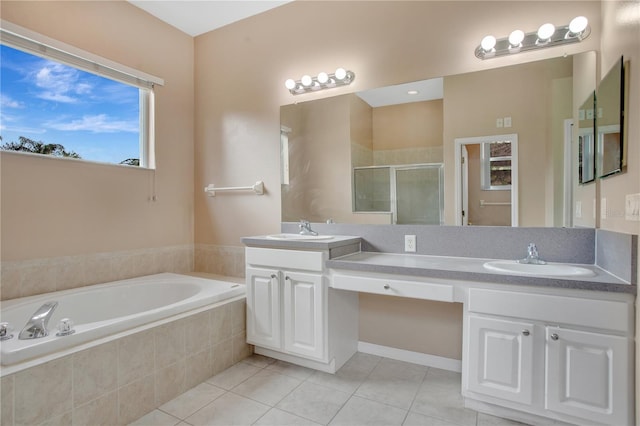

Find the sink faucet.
[
  {"left": 518, "top": 243, "right": 546, "bottom": 265},
  {"left": 299, "top": 220, "right": 318, "bottom": 236},
  {"left": 19, "top": 301, "right": 58, "bottom": 340}
]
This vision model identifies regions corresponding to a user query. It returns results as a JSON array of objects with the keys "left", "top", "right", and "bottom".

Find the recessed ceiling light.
[{"left": 407, "top": 90, "right": 419, "bottom": 95}]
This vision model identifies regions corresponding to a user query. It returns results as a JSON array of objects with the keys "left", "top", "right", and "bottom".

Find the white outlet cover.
[
  {"left": 404, "top": 235, "right": 416, "bottom": 252},
  {"left": 625, "top": 193, "right": 640, "bottom": 221}
]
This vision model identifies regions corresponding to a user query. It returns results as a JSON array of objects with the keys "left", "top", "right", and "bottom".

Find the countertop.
[
  {"left": 241, "top": 235, "right": 362, "bottom": 251},
  {"left": 326, "top": 252, "right": 636, "bottom": 294}
]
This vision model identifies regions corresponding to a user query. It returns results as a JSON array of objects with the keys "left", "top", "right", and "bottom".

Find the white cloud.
[
  {"left": 46, "top": 114, "right": 138, "bottom": 133},
  {"left": 1, "top": 94, "right": 24, "bottom": 108},
  {"left": 32, "top": 61, "right": 93, "bottom": 103}
]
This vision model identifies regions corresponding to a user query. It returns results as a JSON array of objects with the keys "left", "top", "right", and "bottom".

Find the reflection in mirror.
[
  {"left": 578, "top": 91, "right": 596, "bottom": 184},
  {"left": 280, "top": 53, "right": 596, "bottom": 227},
  {"left": 597, "top": 56, "right": 625, "bottom": 178}
]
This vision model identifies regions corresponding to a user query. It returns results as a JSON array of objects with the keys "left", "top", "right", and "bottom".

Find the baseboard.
[{"left": 357, "top": 341, "right": 461, "bottom": 372}]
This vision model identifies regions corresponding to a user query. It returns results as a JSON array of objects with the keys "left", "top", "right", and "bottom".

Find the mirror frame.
[
  {"left": 596, "top": 56, "right": 625, "bottom": 178},
  {"left": 578, "top": 91, "right": 596, "bottom": 184}
]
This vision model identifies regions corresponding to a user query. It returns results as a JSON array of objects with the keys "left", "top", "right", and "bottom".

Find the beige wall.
[
  {"left": 372, "top": 100, "right": 443, "bottom": 151},
  {"left": 193, "top": 1, "right": 601, "bottom": 359},
  {"left": 597, "top": 1, "right": 640, "bottom": 422},
  {"left": 194, "top": 0, "right": 601, "bottom": 247},
  {"left": 0, "top": 1, "right": 194, "bottom": 262}
]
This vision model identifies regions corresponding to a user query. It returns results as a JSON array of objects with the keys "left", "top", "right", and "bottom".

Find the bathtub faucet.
[{"left": 19, "top": 301, "right": 58, "bottom": 340}]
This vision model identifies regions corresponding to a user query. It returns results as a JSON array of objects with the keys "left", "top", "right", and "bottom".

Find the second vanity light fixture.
[
  {"left": 285, "top": 68, "right": 355, "bottom": 95},
  {"left": 475, "top": 16, "right": 590, "bottom": 60}
]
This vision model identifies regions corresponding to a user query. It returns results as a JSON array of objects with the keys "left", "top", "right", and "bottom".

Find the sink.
[
  {"left": 266, "top": 233, "right": 333, "bottom": 241},
  {"left": 483, "top": 260, "right": 596, "bottom": 277}
]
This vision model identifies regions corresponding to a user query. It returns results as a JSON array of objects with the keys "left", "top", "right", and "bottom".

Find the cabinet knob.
[
  {"left": 383, "top": 284, "right": 391, "bottom": 290},
  {"left": 550, "top": 333, "right": 559, "bottom": 341},
  {"left": 522, "top": 330, "right": 530, "bottom": 336},
  {"left": 270, "top": 274, "right": 277, "bottom": 279}
]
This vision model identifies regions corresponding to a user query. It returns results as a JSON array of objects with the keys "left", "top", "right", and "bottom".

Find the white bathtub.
[{"left": 0, "top": 273, "right": 245, "bottom": 366}]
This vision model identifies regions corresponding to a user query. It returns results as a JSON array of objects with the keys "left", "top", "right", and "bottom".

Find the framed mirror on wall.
[{"left": 597, "top": 56, "right": 625, "bottom": 178}]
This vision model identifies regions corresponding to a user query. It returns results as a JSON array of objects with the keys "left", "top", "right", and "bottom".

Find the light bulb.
[
  {"left": 508, "top": 30, "right": 525, "bottom": 46},
  {"left": 537, "top": 23, "right": 556, "bottom": 40},
  {"left": 407, "top": 90, "right": 419, "bottom": 95},
  {"left": 301, "top": 75, "right": 312, "bottom": 87},
  {"left": 569, "top": 16, "right": 588, "bottom": 34},
  {"left": 335, "top": 68, "right": 347, "bottom": 80},
  {"left": 285, "top": 79, "right": 296, "bottom": 90},
  {"left": 317, "top": 72, "right": 329, "bottom": 84},
  {"left": 481, "top": 35, "right": 496, "bottom": 51}
]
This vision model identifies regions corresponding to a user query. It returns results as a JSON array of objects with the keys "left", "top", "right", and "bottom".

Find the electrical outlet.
[
  {"left": 626, "top": 193, "right": 640, "bottom": 221},
  {"left": 575, "top": 201, "right": 582, "bottom": 218},
  {"left": 405, "top": 235, "right": 416, "bottom": 252}
]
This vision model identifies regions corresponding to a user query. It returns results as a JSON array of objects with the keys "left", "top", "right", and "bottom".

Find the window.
[
  {"left": 0, "top": 22, "right": 163, "bottom": 167},
  {"left": 481, "top": 141, "right": 512, "bottom": 190}
]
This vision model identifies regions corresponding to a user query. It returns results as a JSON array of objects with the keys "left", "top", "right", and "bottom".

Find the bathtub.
[{"left": 0, "top": 272, "right": 245, "bottom": 366}]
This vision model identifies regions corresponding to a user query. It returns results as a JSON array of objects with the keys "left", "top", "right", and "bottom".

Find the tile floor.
[{"left": 130, "top": 353, "right": 525, "bottom": 426}]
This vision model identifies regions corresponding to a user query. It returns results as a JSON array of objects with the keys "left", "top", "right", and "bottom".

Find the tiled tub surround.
[
  {"left": 0, "top": 245, "right": 193, "bottom": 301},
  {"left": 194, "top": 244, "right": 246, "bottom": 278},
  {"left": 0, "top": 291, "right": 251, "bottom": 426}
]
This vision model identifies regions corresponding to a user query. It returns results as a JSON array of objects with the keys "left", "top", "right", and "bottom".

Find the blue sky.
[{"left": 0, "top": 44, "right": 140, "bottom": 164}]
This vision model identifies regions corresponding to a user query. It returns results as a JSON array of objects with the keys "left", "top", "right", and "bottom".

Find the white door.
[
  {"left": 246, "top": 267, "right": 281, "bottom": 350},
  {"left": 467, "top": 315, "right": 535, "bottom": 405},
  {"left": 462, "top": 145, "right": 469, "bottom": 225},
  {"left": 546, "top": 327, "right": 632, "bottom": 425},
  {"left": 283, "top": 271, "right": 325, "bottom": 360}
]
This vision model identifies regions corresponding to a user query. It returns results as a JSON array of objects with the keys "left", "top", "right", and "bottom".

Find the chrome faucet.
[
  {"left": 19, "top": 301, "right": 58, "bottom": 340},
  {"left": 518, "top": 243, "right": 546, "bottom": 265},
  {"left": 299, "top": 220, "right": 318, "bottom": 236}
]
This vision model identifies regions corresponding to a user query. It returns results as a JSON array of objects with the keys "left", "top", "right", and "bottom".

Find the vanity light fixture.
[
  {"left": 285, "top": 67, "right": 355, "bottom": 95},
  {"left": 475, "top": 16, "right": 590, "bottom": 60}
]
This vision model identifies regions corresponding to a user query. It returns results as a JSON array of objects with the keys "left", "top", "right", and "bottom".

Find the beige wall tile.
[
  {"left": 185, "top": 349, "right": 213, "bottom": 390},
  {"left": 213, "top": 340, "right": 234, "bottom": 375},
  {"left": 20, "top": 260, "right": 56, "bottom": 298},
  {"left": 73, "top": 391, "right": 118, "bottom": 426},
  {"left": 184, "top": 312, "right": 211, "bottom": 355},
  {"left": 83, "top": 254, "right": 115, "bottom": 286},
  {"left": 118, "top": 375, "right": 155, "bottom": 425},
  {"left": 14, "top": 357, "right": 72, "bottom": 425},
  {"left": 210, "top": 304, "right": 232, "bottom": 345},
  {"left": 232, "top": 332, "right": 253, "bottom": 364},
  {"left": 155, "top": 320, "right": 186, "bottom": 369},
  {"left": 73, "top": 341, "right": 118, "bottom": 407},
  {"left": 54, "top": 256, "right": 86, "bottom": 292},
  {"left": 155, "top": 360, "right": 186, "bottom": 406},
  {"left": 39, "top": 410, "right": 73, "bottom": 426},
  {"left": 0, "top": 263, "right": 22, "bottom": 301},
  {"left": 1, "top": 375, "right": 14, "bottom": 426},
  {"left": 230, "top": 299, "right": 246, "bottom": 335},
  {"left": 118, "top": 329, "right": 155, "bottom": 386}
]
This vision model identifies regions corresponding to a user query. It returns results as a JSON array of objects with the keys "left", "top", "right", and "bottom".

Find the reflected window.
[{"left": 481, "top": 141, "right": 512, "bottom": 190}]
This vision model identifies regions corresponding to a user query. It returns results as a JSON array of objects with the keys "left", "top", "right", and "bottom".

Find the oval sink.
[
  {"left": 266, "top": 233, "right": 333, "bottom": 241},
  {"left": 483, "top": 260, "right": 596, "bottom": 277}
]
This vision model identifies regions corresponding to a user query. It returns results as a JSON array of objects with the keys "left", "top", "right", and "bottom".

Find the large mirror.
[
  {"left": 597, "top": 56, "right": 625, "bottom": 178},
  {"left": 281, "top": 52, "right": 596, "bottom": 227}
]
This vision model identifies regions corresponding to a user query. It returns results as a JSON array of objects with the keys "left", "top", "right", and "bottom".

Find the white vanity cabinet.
[
  {"left": 463, "top": 287, "right": 634, "bottom": 426},
  {"left": 245, "top": 246, "right": 358, "bottom": 373}
]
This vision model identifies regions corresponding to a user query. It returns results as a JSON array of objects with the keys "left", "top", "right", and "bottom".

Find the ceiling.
[{"left": 127, "top": 0, "right": 293, "bottom": 37}]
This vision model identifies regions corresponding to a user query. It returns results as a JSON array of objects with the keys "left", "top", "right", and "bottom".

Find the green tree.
[
  {"left": 0, "top": 136, "right": 81, "bottom": 158},
  {"left": 119, "top": 158, "right": 140, "bottom": 166}
]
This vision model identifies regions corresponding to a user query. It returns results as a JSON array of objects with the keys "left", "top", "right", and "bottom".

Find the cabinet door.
[
  {"left": 546, "top": 327, "right": 632, "bottom": 425},
  {"left": 246, "top": 267, "right": 281, "bottom": 349},
  {"left": 467, "top": 315, "right": 535, "bottom": 405},
  {"left": 283, "top": 271, "right": 325, "bottom": 360}
]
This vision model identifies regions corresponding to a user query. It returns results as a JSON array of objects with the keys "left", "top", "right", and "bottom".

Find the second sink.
[{"left": 483, "top": 260, "right": 596, "bottom": 277}]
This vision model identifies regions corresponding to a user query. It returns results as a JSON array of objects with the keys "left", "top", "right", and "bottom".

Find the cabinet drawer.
[
  {"left": 332, "top": 274, "right": 454, "bottom": 302},
  {"left": 246, "top": 247, "right": 325, "bottom": 272},
  {"left": 468, "top": 288, "right": 632, "bottom": 333}
]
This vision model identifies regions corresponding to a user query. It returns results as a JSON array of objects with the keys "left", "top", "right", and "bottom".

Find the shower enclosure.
[{"left": 353, "top": 163, "right": 444, "bottom": 225}]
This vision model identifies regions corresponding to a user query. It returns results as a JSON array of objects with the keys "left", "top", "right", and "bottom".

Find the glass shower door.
[{"left": 394, "top": 164, "right": 443, "bottom": 225}]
